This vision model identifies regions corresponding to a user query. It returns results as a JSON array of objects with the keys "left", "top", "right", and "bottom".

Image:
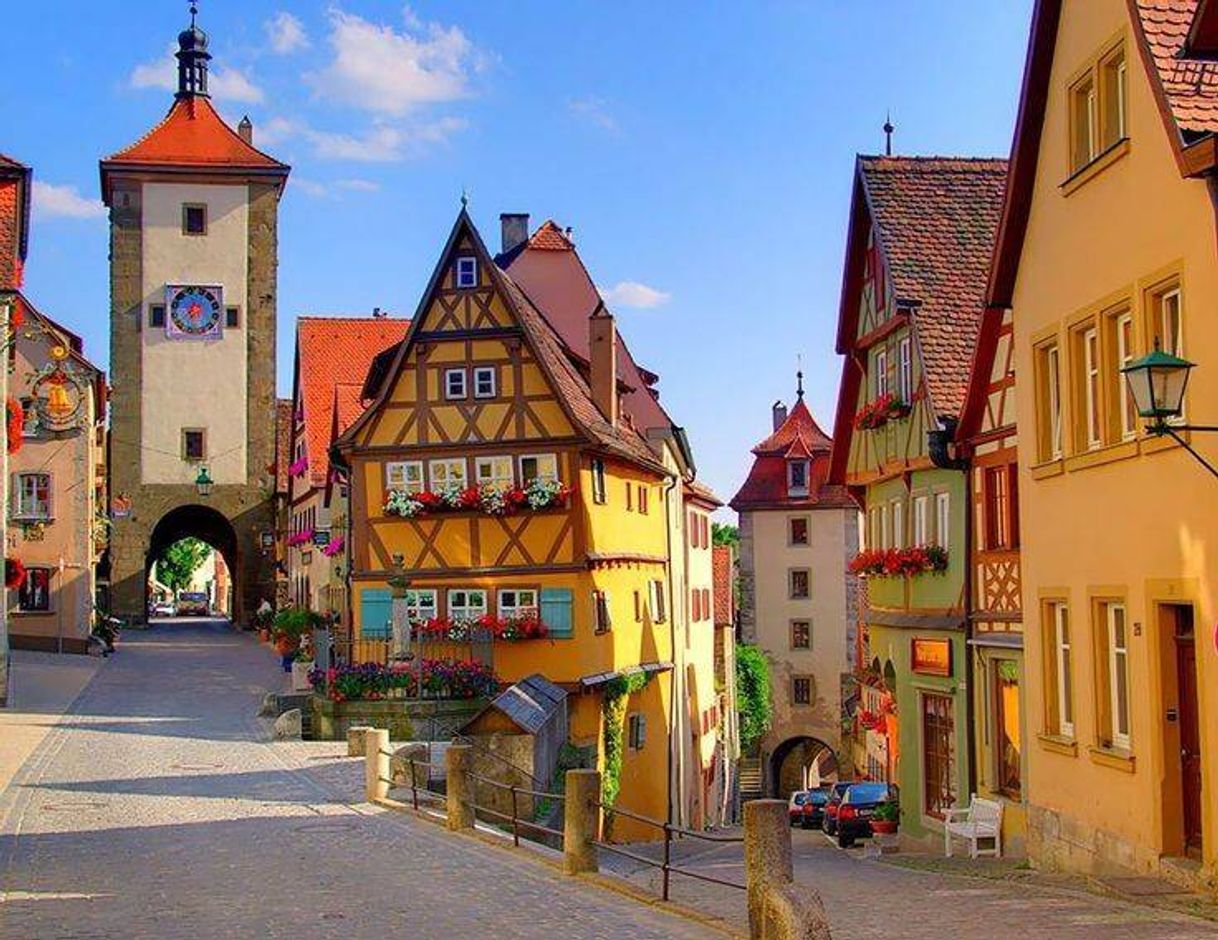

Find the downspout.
[{"left": 661, "top": 470, "right": 681, "bottom": 827}]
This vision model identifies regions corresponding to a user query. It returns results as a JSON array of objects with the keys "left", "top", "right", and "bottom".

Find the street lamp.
[
  {"left": 195, "top": 466, "right": 214, "bottom": 497},
  {"left": 1122, "top": 346, "right": 1218, "bottom": 479}
]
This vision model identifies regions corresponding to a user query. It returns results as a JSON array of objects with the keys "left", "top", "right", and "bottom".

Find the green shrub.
[{"left": 735, "top": 644, "right": 773, "bottom": 756}]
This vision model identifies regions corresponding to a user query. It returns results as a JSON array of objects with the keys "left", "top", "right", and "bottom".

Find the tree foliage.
[
  {"left": 735, "top": 644, "right": 773, "bottom": 757},
  {"left": 156, "top": 537, "right": 211, "bottom": 592},
  {"left": 712, "top": 523, "right": 739, "bottom": 548}
]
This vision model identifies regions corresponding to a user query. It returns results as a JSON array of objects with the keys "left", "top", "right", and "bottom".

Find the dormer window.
[
  {"left": 787, "top": 459, "right": 809, "bottom": 496},
  {"left": 456, "top": 256, "right": 477, "bottom": 289}
]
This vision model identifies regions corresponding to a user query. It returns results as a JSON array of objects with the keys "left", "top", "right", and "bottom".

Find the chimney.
[
  {"left": 238, "top": 115, "right": 253, "bottom": 145},
  {"left": 372, "top": 306, "right": 384, "bottom": 319},
  {"left": 772, "top": 400, "right": 788, "bottom": 431},
  {"left": 500, "top": 212, "right": 529, "bottom": 255},
  {"left": 590, "top": 306, "right": 618, "bottom": 427}
]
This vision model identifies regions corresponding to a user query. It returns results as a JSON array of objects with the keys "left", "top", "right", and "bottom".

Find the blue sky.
[{"left": 1, "top": 1, "right": 1033, "bottom": 513}]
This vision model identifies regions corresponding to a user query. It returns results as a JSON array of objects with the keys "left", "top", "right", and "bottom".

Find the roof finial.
[
  {"left": 176, "top": 1, "right": 211, "bottom": 99},
  {"left": 884, "top": 112, "right": 895, "bottom": 157},
  {"left": 796, "top": 355, "right": 804, "bottom": 401},
  {"left": 460, "top": 187, "right": 469, "bottom": 208},
  {"left": 190, "top": 1, "right": 198, "bottom": 27}
]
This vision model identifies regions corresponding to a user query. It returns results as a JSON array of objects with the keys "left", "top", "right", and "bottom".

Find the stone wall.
[{"left": 309, "top": 696, "right": 484, "bottom": 742}]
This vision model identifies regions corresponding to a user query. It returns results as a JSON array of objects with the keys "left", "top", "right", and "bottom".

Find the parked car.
[
  {"left": 833, "top": 782, "right": 899, "bottom": 849},
  {"left": 799, "top": 788, "right": 831, "bottom": 829},
  {"left": 150, "top": 600, "right": 175, "bottom": 617},
  {"left": 819, "top": 782, "right": 855, "bottom": 837},
  {"left": 175, "top": 592, "right": 210, "bottom": 616},
  {"left": 787, "top": 790, "right": 812, "bottom": 826}
]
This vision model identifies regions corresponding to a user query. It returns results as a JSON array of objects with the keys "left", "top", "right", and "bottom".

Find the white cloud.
[
  {"left": 293, "top": 178, "right": 330, "bottom": 198},
  {"left": 569, "top": 97, "right": 617, "bottom": 132},
  {"left": 305, "top": 116, "right": 465, "bottom": 162},
  {"left": 337, "top": 178, "right": 380, "bottom": 192},
  {"left": 309, "top": 9, "right": 474, "bottom": 116},
  {"left": 599, "top": 281, "right": 671, "bottom": 310},
  {"left": 32, "top": 182, "right": 105, "bottom": 221},
  {"left": 267, "top": 11, "right": 309, "bottom": 54},
  {"left": 129, "top": 44, "right": 264, "bottom": 104},
  {"left": 254, "top": 116, "right": 302, "bottom": 146}
]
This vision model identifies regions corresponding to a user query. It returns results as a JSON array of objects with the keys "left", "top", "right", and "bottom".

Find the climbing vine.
[
  {"left": 601, "top": 672, "right": 649, "bottom": 812},
  {"left": 735, "top": 644, "right": 774, "bottom": 757}
]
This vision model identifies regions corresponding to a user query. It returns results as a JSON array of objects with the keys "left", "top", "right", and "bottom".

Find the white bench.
[{"left": 944, "top": 794, "right": 1003, "bottom": 858}]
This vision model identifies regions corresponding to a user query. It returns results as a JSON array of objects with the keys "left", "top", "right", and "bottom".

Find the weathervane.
[
  {"left": 796, "top": 354, "right": 805, "bottom": 401},
  {"left": 460, "top": 187, "right": 469, "bottom": 208},
  {"left": 884, "top": 112, "right": 895, "bottom": 157},
  {"left": 189, "top": 1, "right": 198, "bottom": 27}
]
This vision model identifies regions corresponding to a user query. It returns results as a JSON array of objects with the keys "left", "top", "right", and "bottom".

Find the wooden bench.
[{"left": 944, "top": 794, "right": 1003, "bottom": 858}]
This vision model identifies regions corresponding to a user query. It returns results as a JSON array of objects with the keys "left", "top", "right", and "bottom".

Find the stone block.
[
  {"left": 391, "top": 743, "right": 430, "bottom": 787},
  {"left": 257, "top": 692, "right": 278, "bottom": 717},
  {"left": 347, "top": 725, "right": 373, "bottom": 757},
  {"left": 273, "top": 708, "right": 302, "bottom": 739}
]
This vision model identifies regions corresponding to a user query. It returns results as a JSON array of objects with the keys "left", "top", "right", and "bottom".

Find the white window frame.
[
  {"left": 13, "top": 472, "right": 51, "bottom": 520},
  {"left": 1083, "top": 326, "right": 1101, "bottom": 449},
  {"left": 456, "top": 256, "right": 478, "bottom": 289},
  {"left": 475, "top": 456, "right": 514, "bottom": 491},
  {"left": 1116, "top": 312, "right": 1136, "bottom": 441},
  {"left": 1086, "top": 84, "right": 1098, "bottom": 162},
  {"left": 1047, "top": 345, "right": 1063, "bottom": 459},
  {"left": 1161, "top": 288, "right": 1183, "bottom": 356},
  {"left": 934, "top": 492, "right": 950, "bottom": 547},
  {"left": 1053, "top": 602, "right": 1074, "bottom": 738},
  {"left": 879, "top": 505, "right": 890, "bottom": 550},
  {"left": 404, "top": 589, "right": 438, "bottom": 623},
  {"left": 913, "top": 495, "right": 929, "bottom": 547},
  {"left": 386, "top": 461, "right": 424, "bottom": 494},
  {"left": 444, "top": 368, "right": 468, "bottom": 400},
  {"left": 448, "top": 588, "right": 487, "bottom": 622},
  {"left": 891, "top": 499, "right": 905, "bottom": 549},
  {"left": 520, "top": 453, "right": 558, "bottom": 484},
  {"left": 875, "top": 348, "right": 890, "bottom": 398},
  {"left": 498, "top": 589, "right": 537, "bottom": 619},
  {"left": 897, "top": 337, "right": 912, "bottom": 402},
  {"left": 429, "top": 458, "right": 467, "bottom": 490},
  {"left": 648, "top": 580, "right": 667, "bottom": 622},
  {"left": 787, "top": 459, "right": 809, "bottom": 495},
  {"left": 1107, "top": 602, "right": 1131, "bottom": 751},
  {"left": 1116, "top": 59, "right": 1127, "bottom": 140},
  {"left": 473, "top": 366, "right": 496, "bottom": 399}
]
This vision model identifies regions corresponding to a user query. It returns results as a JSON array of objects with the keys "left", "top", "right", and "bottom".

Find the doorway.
[{"left": 1161, "top": 603, "right": 1201, "bottom": 857}]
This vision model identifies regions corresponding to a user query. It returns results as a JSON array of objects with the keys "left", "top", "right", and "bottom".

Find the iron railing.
[{"left": 465, "top": 771, "right": 566, "bottom": 848}]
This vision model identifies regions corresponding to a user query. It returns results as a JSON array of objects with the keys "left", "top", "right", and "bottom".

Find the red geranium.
[
  {"left": 10, "top": 303, "right": 23, "bottom": 330},
  {"left": 5, "top": 556, "right": 26, "bottom": 589},
  {"left": 6, "top": 397, "right": 23, "bottom": 456}
]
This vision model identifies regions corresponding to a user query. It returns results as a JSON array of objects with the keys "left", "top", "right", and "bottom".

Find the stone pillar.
[
  {"left": 446, "top": 744, "right": 474, "bottom": 831},
  {"left": 563, "top": 769, "right": 601, "bottom": 874},
  {"left": 745, "top": 799, "right": 793, "bottom": 938},
  {"left": 364, "top": 728, "right": 390, "bottom": 802}
]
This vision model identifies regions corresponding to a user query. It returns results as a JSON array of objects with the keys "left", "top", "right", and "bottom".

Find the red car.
[{"left": 819, "top": 782, "right": 855, "bottom": 837}]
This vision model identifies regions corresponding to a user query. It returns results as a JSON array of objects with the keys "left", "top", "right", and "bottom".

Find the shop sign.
[
  {"left": 911, "top": 637, "right": 952, "bottom": 677},
  {"left": 312, "top": 529, "right": 331, "bottom": 547},
  {"left": 260, "top": 531, "right": 275, "bottom": 551}
]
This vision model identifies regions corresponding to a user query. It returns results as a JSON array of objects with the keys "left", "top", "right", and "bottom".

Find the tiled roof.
[
  {"left": 712, "top": 546, "right": 734, "bottom": 627},
  {"left": 275, "top": 399, "right": 292, "bottom": 496},
  {"left": 0, "top": 154, "right": 28, "bottom": 171},
  {"left": 297, "top": 317, "right": 409, "bottom": 487},
  {"left": 683, "top": 479, "right": 723, "bottom": 507},
  {"left": 528, "top": 220, "right": 575, "bottom": 251},
  {"left": 1139, "top": 0, "right": 1218, "bottom": 134},
  {"left": 104, "top": 97, "right": 287, "bottom": 169},
  {"left": 333, "top": 383, "right": 366, "bottom": 437},
  {"left": 750, "top": 399, "right": 831, "bottom": 456},
  {"left": 860, "top": 156, "right": 1007, "bottom": 418}
]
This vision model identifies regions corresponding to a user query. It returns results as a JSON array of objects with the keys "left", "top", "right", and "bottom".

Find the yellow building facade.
[
  {"left": 336, "top": 211, "right": 721, "bottom": 838},
  {"left": 990, "top": 0, "right": 1218, "bottom": 882}
]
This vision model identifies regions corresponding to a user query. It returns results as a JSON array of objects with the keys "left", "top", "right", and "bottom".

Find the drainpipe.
[{"left": 661, "top": 469, "right": 681, "bottom": 828}]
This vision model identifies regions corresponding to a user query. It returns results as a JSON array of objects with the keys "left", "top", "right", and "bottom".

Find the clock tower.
[{"left": 100, "top": 6, "right": 290, "bottom": 623}]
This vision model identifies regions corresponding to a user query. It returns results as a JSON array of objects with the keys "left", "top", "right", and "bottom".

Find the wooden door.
[{"left": 1175, "top": 612, "right": 1202, "bottom": 853}]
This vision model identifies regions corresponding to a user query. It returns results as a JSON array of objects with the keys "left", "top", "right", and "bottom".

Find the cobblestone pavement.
[
  {"left": 603, "top": 826, "right": 1218, "bottom": 939},
  {"left": 0, "top": 620, "right": 714, "bottom": 939}
]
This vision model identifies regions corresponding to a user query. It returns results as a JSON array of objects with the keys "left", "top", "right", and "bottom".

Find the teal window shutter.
[
  {"left": 540, "top": 588, "right": 574, "bottom": 639},
  {"left": 360, "top": 588, "right": 393, "bottom": 639}
]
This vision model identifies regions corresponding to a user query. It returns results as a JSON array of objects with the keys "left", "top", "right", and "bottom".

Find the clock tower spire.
[{"left": 176, "top": 3, "right": 211, "bottom": 99}]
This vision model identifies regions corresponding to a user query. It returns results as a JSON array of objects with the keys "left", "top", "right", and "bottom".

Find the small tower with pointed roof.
[
  {"left": 99, "top": 4, "right": 291, "bottom": 626},
  {"left": 730, "top": 379, "right": 860, "bottom": 797}
]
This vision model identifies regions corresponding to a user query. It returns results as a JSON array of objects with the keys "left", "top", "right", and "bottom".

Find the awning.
[{"left": 967, "top": 632, "right": 1023, "bottom": 650}]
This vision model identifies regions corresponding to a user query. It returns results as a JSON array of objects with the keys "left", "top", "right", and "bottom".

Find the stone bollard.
[
  {"left": 364, "top": 728, "right": 390, "bottom": 803},
  {"left": 446, "top": 744, "right": 474, "bottom": 831},
  {"left": 744, "top": 799, "right": 831, "bottom": 940},
  {"left": 563, "top": 769, "right": 601, "bottom": 874},
  {"left": 347, "top": 725, "right": 373, "bottom": 758}
]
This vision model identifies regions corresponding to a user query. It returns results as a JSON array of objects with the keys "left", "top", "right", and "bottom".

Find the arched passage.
[
  {"left": 145, "top": 504, "right": 240, "bottom": 622},
  {"left": 769, "top": 736, "right": 838, "bottom": 798}
]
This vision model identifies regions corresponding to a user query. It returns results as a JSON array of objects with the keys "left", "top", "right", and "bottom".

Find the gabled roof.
[
  {"left": 1141, "top": 0, "right": 1218, "bottom": 133},
  {"left": 460, "top": 673, "right": 568, "bottom": 736},
  {"left": 13, "top": 291, "right": 107, "bottom": 421},
  {"left": 295, "top": 317, "right": 409, "bottom": 488},
  {"left": 100, "top": 97, "right": 289, "bottom": 203},
  {"left": 341, "top": 209, "right": 668, "bottom": 476},
  {"left": 751, "top": 398, "right": 832, "bottom": 456}
]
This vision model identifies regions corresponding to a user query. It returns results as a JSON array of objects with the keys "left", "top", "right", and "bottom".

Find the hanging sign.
[
  {"left": 911, "top": 638, "right": 952, "bottom": 677},
  {"left": 312, "top": 529, "right": 331, "bottom": 547},
  {"left": 110, "top": 494, "right": 132, "bottom": 519}
]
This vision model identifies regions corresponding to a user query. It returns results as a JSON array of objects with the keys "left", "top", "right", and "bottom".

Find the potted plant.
[
  {"left": 290, "top": 645, "right": 314, "bottom": 692},
  {"left": 871, "top": 798, "right": 900, "bottom": 835},
  {"left": 272, "top": 607, "right": 323, "bottom": 673}
]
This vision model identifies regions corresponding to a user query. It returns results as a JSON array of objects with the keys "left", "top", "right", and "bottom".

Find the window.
[
  {"left": 792, "top": 676, "right": 812, "bottom": 706},
  {"left": 225, "top": 306, "right": 240, "bottom": 329},
  {"left": 593, "top": 590, "right": 612, "bottom": 633},
  {"left": 633, "top": 590, "right": 642, "bottom": 622},
  {"left": 386, "top": 461, "right": 424, "bottom": 494},
  {"left": 592, "top": 459, "right": 607, "bottom": 504},
  {"left": 498, "top": 589, "right": 537, "bottom": 618},
  {"left": 475, "top": 456, "right": 514, "bottom": 491},
  {"left": 649, "top": 580, "right": 667, "bottom": 622},
  {"left": 934, "top": 493, "right": 950, "bottom": 547},
  {"left": 875, "top": 348, "right": 890, "bottom": 398},
  {"left": 444, "top": 368, "right": 467, "bottom": 400},
  {"left": 456, "top": 256, "right": 478, "bottom": 288},
  {"left": 18, "top": 398, "right": 37, "bottom": 438},
  {"left": 429, "top": 458, "right": 467, "bottom": 490},
  {"left": 691, "top": 589, "right": 701, "bottom": 622},
  {"left": 791, "top": 620, "right": 811, "bottom": 650},
  {"left": 866, "top": 508, "right": 877, "bottom": 550},
  {"left": 1100, "top": 601, "right": 1132, "bottom": 751},
  {"left": 180, "top": 428, "right": 205, "bottom": 460},
  {"left": 1158, "top": 288, "right": 1183, "bottom": 357},
  {"left": 182, "top": 203, "right": 207, "bottom": 236},
  {"left": 13, "top": 473, "right": 51, "bottom": 520},
  {"left": 897, "top": 337, "right": 913, "bottom": 402},
  {"left": 1111, "top": 311, "right": 1136, "bottom": 441},
  {"left": 879, "top": 505, "right": 890, "bottom": 550},
  {"left": 983, "top": 466, "right": 1013, "bottom": 550},
  {"left": 891, "top": 499, "right": 905, "bottom": 549},
  {"left": 18, "top": 567, "right": 51, "bottom": 612},
  {"left": 788, "top": 460, "right": 809, "bottom": 496},
  {"left": 789, "top": 568, "right": 810, "bottom": 600},
  {"left": 149, "top": 304, "right": 166, "bottom": 329},
  {"left": 1079, "top": 325, "right": 1101, "bottom": 450},
  {"left": 520, "top": 453, "right": 558, "bottom": 484},
  {"left": 404, "top": 589, "right": 437, "bottom": 623},
  {"left": 1036, "top": 341, "right": 1063, "bottom": 460},
  {"left": 789, "top": 517, "right": 809, "bottom": 546},
  {"left": 1045, "top": 601, "right": 1074, "bottom": 738},
  {"left": 638, "top": 485, "right": 649, "bottom": 514},
  {"left": 473, "top": 366, "right": 496, "bottom": 399},
  {"left": 1070, "top": 74, "right": 1098, "bottom": 172},
  {"left": 913, "top": 495, "right": 929, "bottom": 547},
  {"left": 922, "top": 693, "right": 957, "bottom": 819},
  {"left": 448, "top": 589, "right": 487, "bottom": 622},
  {"left": 627, "top": 484, "right": 633, "bottom": 512},
  {"left": 1100, "top": 46, "right": 1127, "bottom": 149},
  {"left": 628, "top": 713, "right": 646, "bottom": 750}
]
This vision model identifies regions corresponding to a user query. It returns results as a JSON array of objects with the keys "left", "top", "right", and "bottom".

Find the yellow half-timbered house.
[{"left": 335, "top": 209, "right": 723, "bottom": 835}]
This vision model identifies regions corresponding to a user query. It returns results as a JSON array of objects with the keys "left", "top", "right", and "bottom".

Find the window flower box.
[
  {"left": 308, "top": 659, "right": 497, "bottom": 703},
  {"left": 414, "top": 611, "right": 549, "bottom": 642},
  {"left": 384, "top": 479, "right": 572, "bottom": 519},
  {"left": 847, "top": 545, "right": 948, "bottom": 578},
  {"left": 853, "top": 393, "right": 912, "bottom": 430},
  {"left": 286, "top": 529, "right": 314, "bottom": 547}
]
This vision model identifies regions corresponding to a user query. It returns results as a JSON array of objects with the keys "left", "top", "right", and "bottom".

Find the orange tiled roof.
[
  {"left": 750, "top": 398, "right": 831, "bottom": 456},
  {"left": 334, "top": 383, "right": 366, "bottom": 437},
  {"left": 105, "top": 96, "right": 287, "bottom": 170},
  {"left": 296, "top": 317, "right": 409, "bottom": 488},
  {"left": 860, "top": 156, "right": 1007, "bottom": 417},
  {"left": 1139, "top": 0, "right": 1218, "bottom": 134},
  {"left": 527, "top": 220, "right": 575, "bottom": 251}
]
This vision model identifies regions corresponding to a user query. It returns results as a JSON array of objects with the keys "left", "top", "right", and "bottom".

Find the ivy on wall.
[
  {"left": 735, "top": 644, "right": 773, "bottom": 757},
  {"left": 601, "top": 672, "right": 650, "bottom": 814}
]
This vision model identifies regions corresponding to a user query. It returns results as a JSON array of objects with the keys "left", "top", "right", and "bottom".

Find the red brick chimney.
[{"left": 589, "top": 306, "right": 618, "bottom": 427}]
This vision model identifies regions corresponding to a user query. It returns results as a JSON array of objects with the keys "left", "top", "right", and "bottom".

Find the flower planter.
[
  {"left": 870, "top": 820, "right": 899, "bottom": 835},
  {"left": 291, "top": 660, "right": 314, "bottom": 692}
]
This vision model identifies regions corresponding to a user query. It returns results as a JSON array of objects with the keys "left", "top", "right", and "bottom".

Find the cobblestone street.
[{"left": 0, "top": 621, "right": 712, "bottom": 939}]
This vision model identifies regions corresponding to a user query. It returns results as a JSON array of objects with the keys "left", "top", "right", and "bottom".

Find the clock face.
[{"left": 167, "top": 285, "right": 222, "bottom": 338}]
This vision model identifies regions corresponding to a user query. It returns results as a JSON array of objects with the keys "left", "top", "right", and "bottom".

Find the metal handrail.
[
  {"left": 462, "top": 770, "right": 566, "bottom": 847},
  {"left": 451, "top": 731, "right": 549, "bottom": 790}
]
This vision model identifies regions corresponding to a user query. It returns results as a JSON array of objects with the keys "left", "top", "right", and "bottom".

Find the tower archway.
[
  {"left": 769, "top": 736, "right": 838, "bottom": 798},
  {"left": 145, "top": 505, "right": 239, "bottom": 621}
]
